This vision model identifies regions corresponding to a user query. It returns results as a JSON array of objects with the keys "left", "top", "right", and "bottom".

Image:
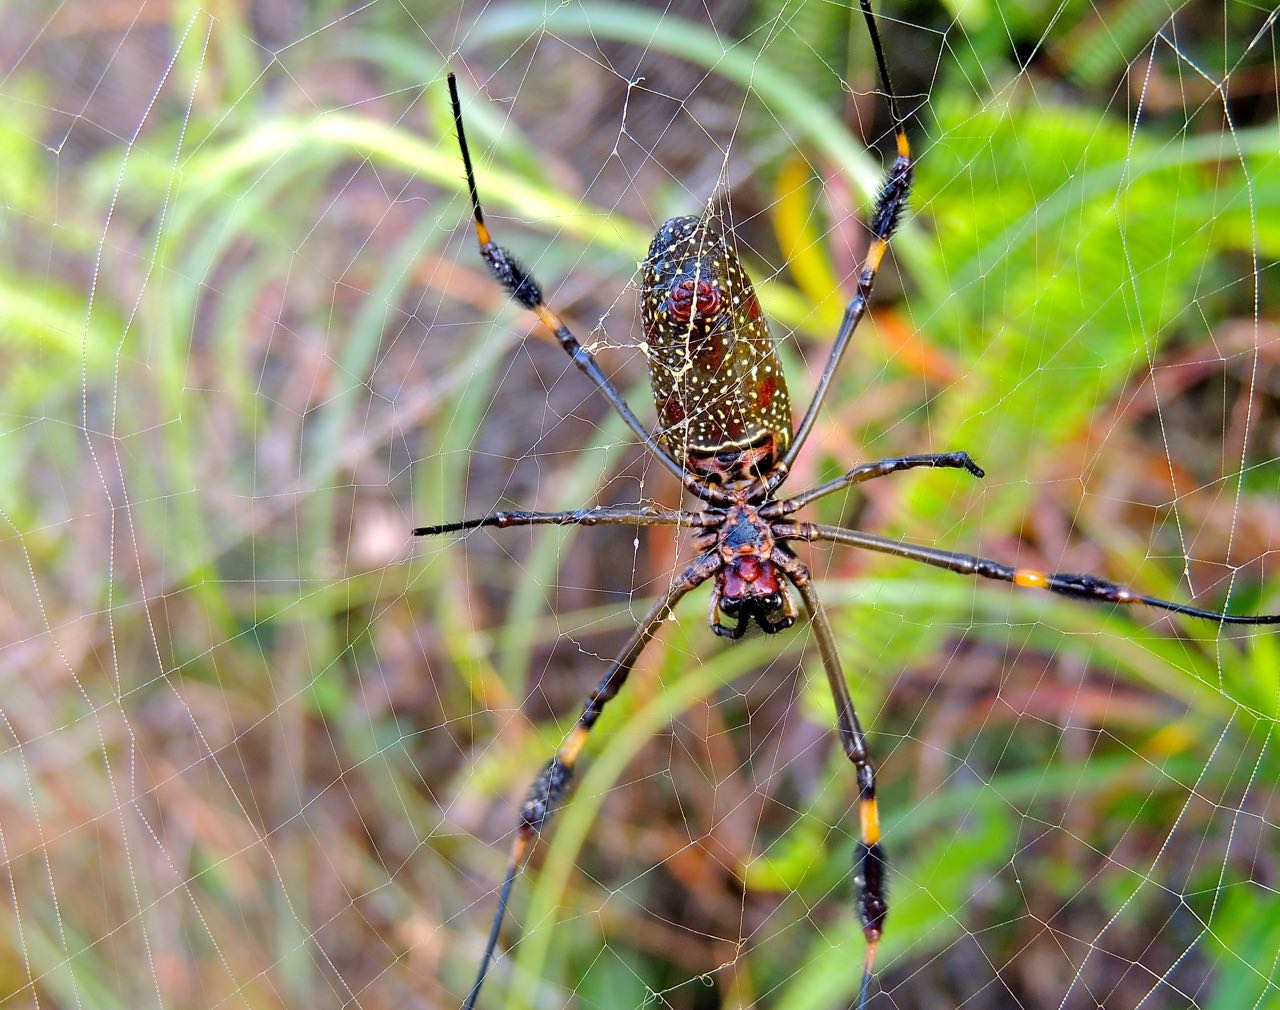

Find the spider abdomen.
[{"left": 641, "top": 216, "right": 792, "bottom": 483}]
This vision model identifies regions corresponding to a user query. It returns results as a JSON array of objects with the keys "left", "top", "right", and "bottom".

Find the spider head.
[{"left": 714, "top": 557, "right": 794, "bottom": 638}]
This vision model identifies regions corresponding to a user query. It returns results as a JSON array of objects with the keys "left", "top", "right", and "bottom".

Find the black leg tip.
[
  {"left": 413, "top": 522, "right": 462, "bottom": 536},
  {"left": 953, "top": 452, "right": 985, "bottom": 479}
]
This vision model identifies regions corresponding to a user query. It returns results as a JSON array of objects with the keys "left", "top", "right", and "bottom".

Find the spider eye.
[
  {"left": 720, "top": 595, "right": 742, "bottom": 615},
  {"left": 758, "top": 592, "right": 782, "bottom": 613}
]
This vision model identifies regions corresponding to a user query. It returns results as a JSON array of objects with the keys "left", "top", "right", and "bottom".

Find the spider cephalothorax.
[
  {"left": 421, "top": 9, "right": 1280, "bottom": 1008},
  {"left": 694, "top": 502, "right": 796, "bottom": 637}
]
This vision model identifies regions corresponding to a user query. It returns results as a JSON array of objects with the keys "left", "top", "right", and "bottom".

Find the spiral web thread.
[{"left": 1, "top": 3, "right": 1278, "bottom": 1008}]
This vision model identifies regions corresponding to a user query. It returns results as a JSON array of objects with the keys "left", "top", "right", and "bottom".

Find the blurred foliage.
[{"left": 2, "top": 2, "right": 1279, "bottom": 1009}]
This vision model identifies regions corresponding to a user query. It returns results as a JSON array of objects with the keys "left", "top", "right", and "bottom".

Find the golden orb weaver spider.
[{"left": 416, "top": 3, "right": 1280, "bottom": 1006}]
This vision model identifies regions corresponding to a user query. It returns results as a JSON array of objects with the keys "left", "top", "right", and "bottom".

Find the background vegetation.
[{"left": 2, "top": 1, "right": 1279, "bottom": 1008}]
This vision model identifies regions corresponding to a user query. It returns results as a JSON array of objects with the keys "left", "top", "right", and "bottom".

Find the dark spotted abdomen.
[{"left": 640, "top": 216, "right": 791, "bottom": 482}]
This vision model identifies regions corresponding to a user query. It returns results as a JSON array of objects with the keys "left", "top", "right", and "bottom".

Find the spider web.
[{"left": 2, "top": 1, "right": 1279, "bottom": 1009}]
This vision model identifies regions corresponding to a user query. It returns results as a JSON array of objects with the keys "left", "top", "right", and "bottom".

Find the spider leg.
[
  {"left": 763, "top": 452, "right": 984, "bottom": 520},
  {"left": 461, "top": 552, "right": 720, "bottom": 1010},
  {"left": 775, "top": 550, "right": 887, "bottom": 1010},
  {"left": 446, "top": 74, "right": 730, "bottom": 506},
  {"left": 762, "top": 1, "right": 913, "bottom": 497},
  {"left": 781, "top": 522, "right": 1280, "bottom": 625},
  {"left": 414, "top": 504, "right": 714, "bottom": 538}
]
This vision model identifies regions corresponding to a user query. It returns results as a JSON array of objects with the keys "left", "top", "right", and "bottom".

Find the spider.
[{"left": 417, "top": 4, "right": 1280, "bottom": 1007}]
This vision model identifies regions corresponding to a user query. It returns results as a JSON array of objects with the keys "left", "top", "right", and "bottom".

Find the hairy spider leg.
[
  {"left": 759, "top": 0, "right": 914, "bottom": 497},
  {"left": 413, "top": 504, "right": 712, "bottom": 538},
  {"left": 776, "top": 555, "right": 887, "bottom": 1010},
  {"left": 782, "top": 523, "right": 1280, "bottom": 625},
  {"left": 446, "top": 74, "right": 732, "bottom": 506},
  {"left": 763, "top": 451, "right": 985, "bottom": 520},
  {"left": 461, "top": 553, "right": 721, "bottom": 1010}
]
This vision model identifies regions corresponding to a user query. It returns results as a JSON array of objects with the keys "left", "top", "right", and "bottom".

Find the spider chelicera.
[{"left": 417, "top": 4, "right": 1280, "bottom": 1006}]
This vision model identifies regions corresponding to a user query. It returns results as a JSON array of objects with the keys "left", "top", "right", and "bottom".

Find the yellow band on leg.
[
  {"left": 535, "top": 305, "right": 563, "bottom": 330},
  {"left": 865, "top": 239, "right": 886, "bottom": 274},
  {"left": 558, "top": 725, "right": 590, "bottom": 766},
  {"left": 1013, "top": 569, "right": 1049, "bottom": 589},
  {"left": 860, "top": 797, "right": 881, "bottom": 846}
]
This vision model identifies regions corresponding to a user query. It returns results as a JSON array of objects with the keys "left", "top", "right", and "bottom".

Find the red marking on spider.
[
  {"left": 669, "top": 278, "right": 719, "bottom": 321},
  {"left": 722, "top": 556, "right": 780, "bottom": 600},
  {"left": 756, "top": 372, "right": 777, "bottom": 409}
]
